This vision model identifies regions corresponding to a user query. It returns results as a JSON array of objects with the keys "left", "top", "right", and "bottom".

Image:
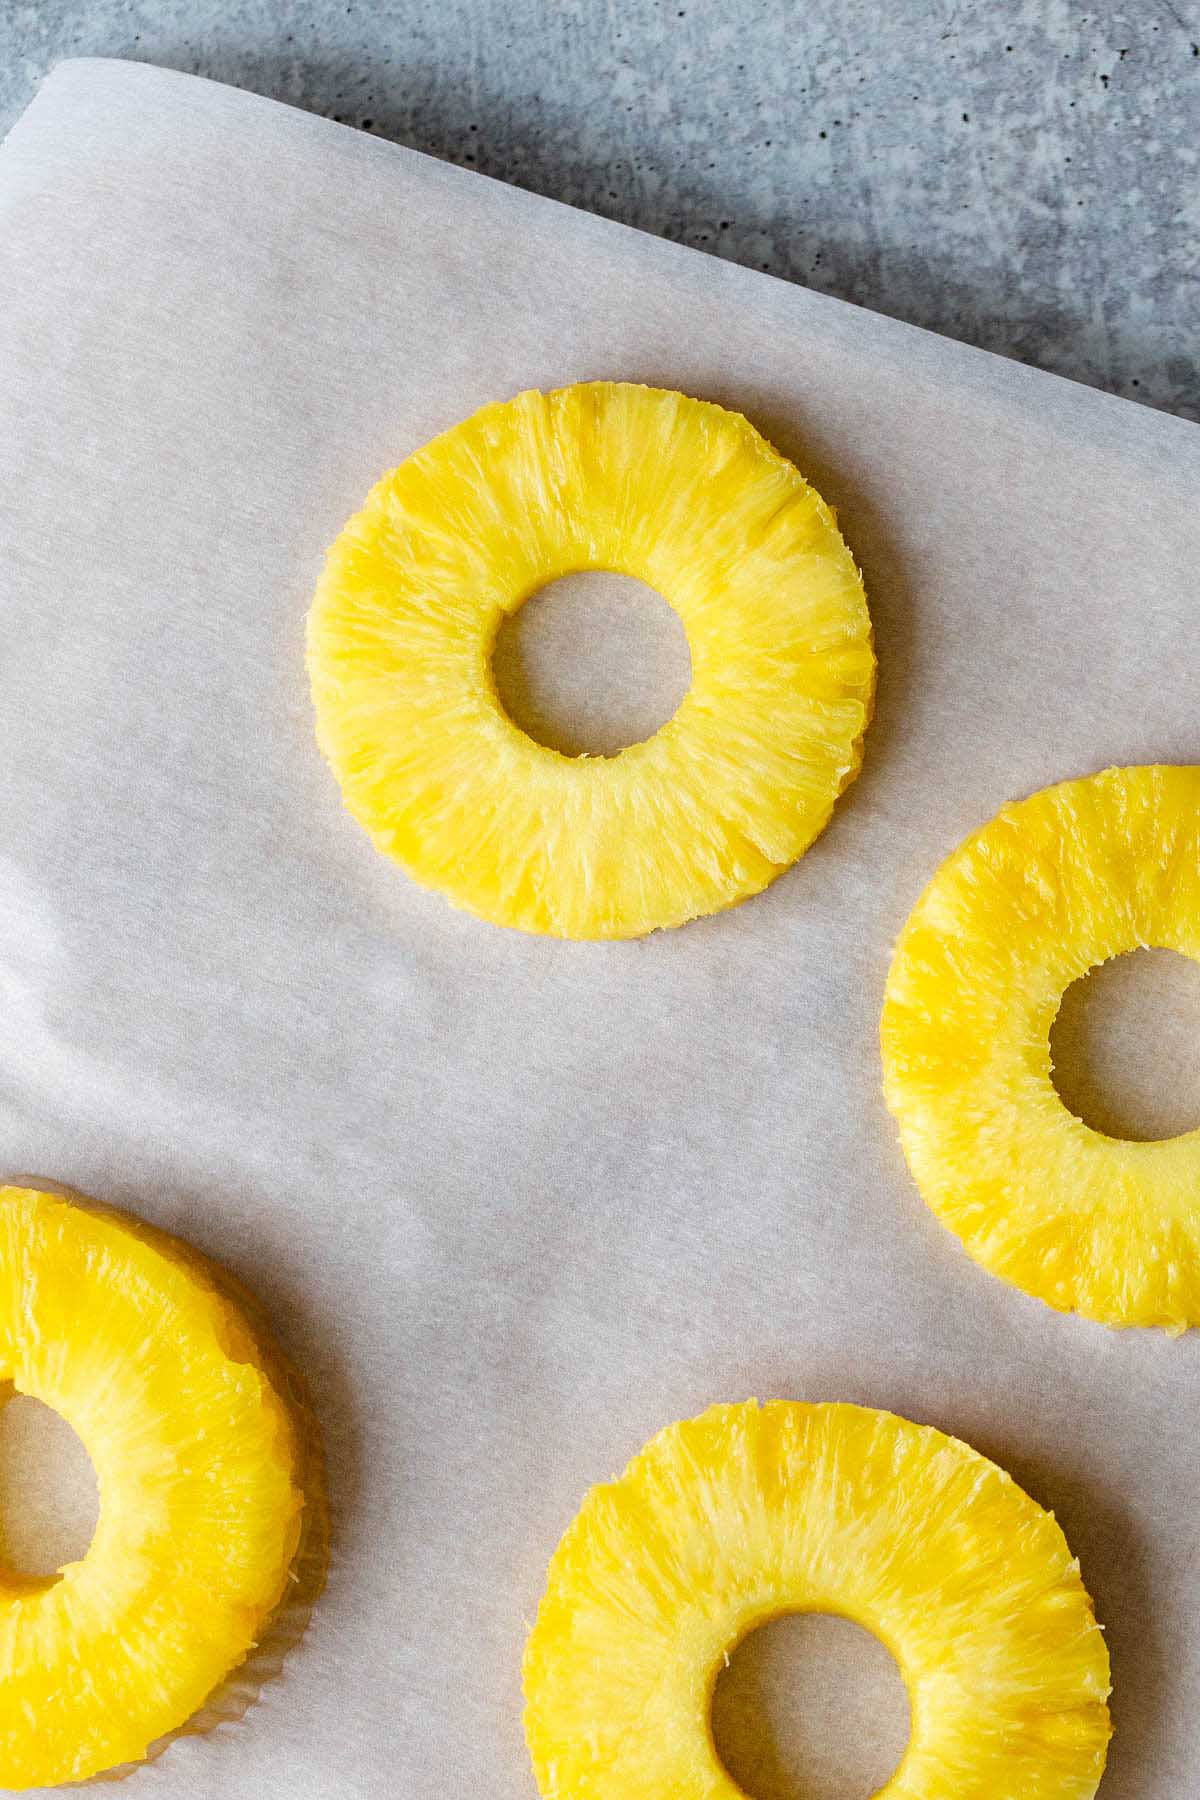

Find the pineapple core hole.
[
  {"left": 1050, "top": 946, "right": 1200, "bottom": 1141},
  {"left": 0, "top": 1391, "right": 99, "bottom": 1580},
  {"left": 710, "top": 1612, "right": 910, "bottom": 1800},
  {"left": 491, "top": 570, "right": 692, "bottom": 757}
]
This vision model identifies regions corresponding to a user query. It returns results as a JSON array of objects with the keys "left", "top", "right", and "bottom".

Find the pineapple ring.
[
  {"left": 0, "top": 1185, "right": 307, "bottom": 1788},
  {"left": 308, "top": 382, "right": 875, "bottom": 938},
  {"left": 524, "top": 1401, "right": 1111, "bottom": 1800},
  {"left": 882, "top": 765, "right": 1200, "bottom": 1331}
]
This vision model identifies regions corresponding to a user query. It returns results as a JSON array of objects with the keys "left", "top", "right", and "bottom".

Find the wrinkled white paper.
[{"left": 0, "top": 58, "right": 1198, "bottom": 1800}]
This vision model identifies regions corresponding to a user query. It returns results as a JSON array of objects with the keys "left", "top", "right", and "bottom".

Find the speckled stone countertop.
[{"left": 3, "top": 0, "right": 1197, "bottom": 421}]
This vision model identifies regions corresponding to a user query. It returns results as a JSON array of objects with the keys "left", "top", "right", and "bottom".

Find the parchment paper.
[{"left": 0, "top": 59, "right": 1198, "bottom": 1800}]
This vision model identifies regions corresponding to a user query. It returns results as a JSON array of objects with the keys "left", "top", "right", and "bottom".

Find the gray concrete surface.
[{"left": 2, "top": 1, "right": 1197, "bottom": 421}]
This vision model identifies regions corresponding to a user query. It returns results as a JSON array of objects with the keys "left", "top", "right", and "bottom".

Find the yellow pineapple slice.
[
  {"left": 524, "top": 1400, "right": 1110, "bottom": 1800},
  {"left": 882, "top": 765, "right": 1200, "bottom": 1330},
  {"left": 308, "top": 382, "right": 874, "bottom": 938},
  {"left": 0, "top": 1184, "right": 309, "bottom": 1788}
]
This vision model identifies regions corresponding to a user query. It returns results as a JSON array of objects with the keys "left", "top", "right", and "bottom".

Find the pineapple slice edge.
[
  {"left": 307, "top": 380, "right": 875, "bottom": 939},
  {"left": 0, "top": 1183, "right": 316, "bottom": 1789},
  {"left": 882, "top": 763, "right": 1200, "bottom": 1331},
  {"left": 522, "top": 1399, "right": 1111, "bottom": 1800}
]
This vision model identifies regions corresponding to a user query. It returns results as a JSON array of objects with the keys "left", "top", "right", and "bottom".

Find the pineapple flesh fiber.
[
  {"left": 0, "top": 1186, "right": 306, "bottom": 1788},
  {"left": 523, "top": 1401, "right": 1110, "bottom": 1800},
  {"left": 882, "top": 765, "right": 1200, "bottom": 1331},
  {"left": 308, "top": 382, "right": 875, "bottom": 939}
]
